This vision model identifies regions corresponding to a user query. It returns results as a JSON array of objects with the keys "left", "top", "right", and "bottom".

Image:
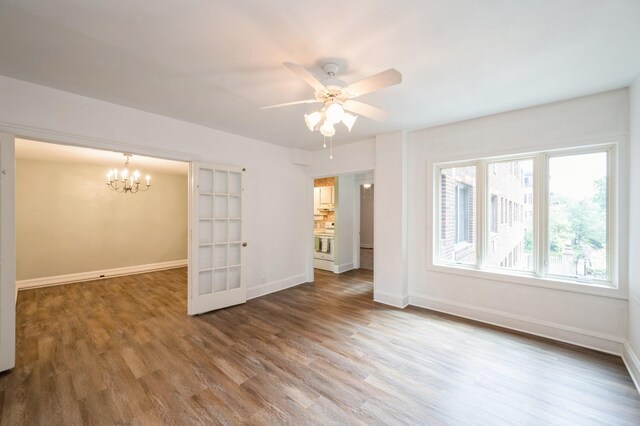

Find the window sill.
[{"left": 428, "top": 263, "right": 626, "bottom": 300}]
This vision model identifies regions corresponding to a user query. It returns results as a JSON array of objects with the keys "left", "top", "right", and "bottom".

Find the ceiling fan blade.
[
  {"left": 283, "top": 62, "right": 326, "bottom": 92},
  {"left": 260, "top": 99, "right": 321, "bottom": 109},
  {"left": 343, "top": 100, "right": 390, "bottom": 121},
  {"left": 343, "top": 68, "right": 402, "bottom": 98}
]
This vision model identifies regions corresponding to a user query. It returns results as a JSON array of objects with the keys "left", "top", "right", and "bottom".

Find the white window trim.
[{"left": 431, "top": 143, "right": 620, "bottom": 299}]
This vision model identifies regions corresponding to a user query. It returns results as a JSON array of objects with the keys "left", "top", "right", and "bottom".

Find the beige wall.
[{"left": 16, "top": 159, "right": 187, "bottom": 280}]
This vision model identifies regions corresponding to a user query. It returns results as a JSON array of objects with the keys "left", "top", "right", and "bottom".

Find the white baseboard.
[
  {"left": 247, "top": 273, "right": 308, "bottom": 300},
  {"left": 623, "top": 342, "right": 640, "bottom": 394},
  {"left": 408, "top": 293, "right": 625, "bottom": 356},
  {"left": 17, "top": 259, "right": 188, "bottom": 291},
  {"left": 374, "top": 290, "right": 409, "bottom": 309},
  {"left": 333, "top": 262, "right": 354, "bottom": 274}
]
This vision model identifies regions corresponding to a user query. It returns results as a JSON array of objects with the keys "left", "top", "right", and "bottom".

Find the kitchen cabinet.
[
  {"left": 314, "top": 187, "right": 321, "bottom": 213},
  {"left": 319, "top": 186, "right": 334, "bottom": 206}
]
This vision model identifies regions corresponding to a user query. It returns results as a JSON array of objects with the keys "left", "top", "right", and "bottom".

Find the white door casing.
[{"left": 189, "top": 163, "right": 246, "bottom": 315}]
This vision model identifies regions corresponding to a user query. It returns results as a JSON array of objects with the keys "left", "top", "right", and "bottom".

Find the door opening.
[{"left": 310, "top": 171, "right": 374, "bottom": 287}]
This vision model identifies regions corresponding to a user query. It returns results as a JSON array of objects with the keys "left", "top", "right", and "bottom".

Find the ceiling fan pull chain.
[
  {"left": 323, "top": 135, "right": 327, "bottom": 149},
  {"left": 329, "top": 136, "right": 333, "bottom": 160}
]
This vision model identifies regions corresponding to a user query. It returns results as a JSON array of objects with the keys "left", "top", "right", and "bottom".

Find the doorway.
[
  {"left": 359, "top": 181, "right": 374, "bottom": 271},
  {"left": 14, "top": 138, "right": 189, "bottom": 292},
  {"left": 0, "top": 134, "right": 249, "bottom": 372},
  {"left": 310, "top": 170, "right": 374, "bottom": 288}
]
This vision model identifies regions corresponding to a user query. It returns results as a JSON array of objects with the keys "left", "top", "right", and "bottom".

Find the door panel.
[{"left": 189, "top": 163, "right": 246, "bottom": 315}]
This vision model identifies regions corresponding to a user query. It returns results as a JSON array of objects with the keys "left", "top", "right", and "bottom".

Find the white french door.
[{"left": 189, "top": 163, "right": 246, "bottom": 315}]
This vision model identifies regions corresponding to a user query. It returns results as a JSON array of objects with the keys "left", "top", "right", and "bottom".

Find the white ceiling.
[
  {"left": 1, "top": 1, "right": 639, "bottom": 150},
  {"left": 15, "top": 138, "right": 188, "bottom": 175}
]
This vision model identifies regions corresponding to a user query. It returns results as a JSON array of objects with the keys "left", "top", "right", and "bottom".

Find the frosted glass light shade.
[
  {"left": 341, "top": 112, "right": 357, "bottom": 132},
  {"left": 325, "top": 102, "right": 344, "bottom": 123},
  {"left": 320, "top": 121, "right": 335, "bottom": 137},
  {"left": 304, "top": 111, "right": 322, "bottom": 131}
]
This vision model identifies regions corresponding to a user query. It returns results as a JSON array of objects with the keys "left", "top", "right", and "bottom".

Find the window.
[
  {"left": 435, "top": 145, "right": 614, "bottom": 286},
  {"left": 438, "top": 165, "right": 476, "bottom": 264},
  {"left": 547, "top": 151, "right": 608, "bottom": 280}
]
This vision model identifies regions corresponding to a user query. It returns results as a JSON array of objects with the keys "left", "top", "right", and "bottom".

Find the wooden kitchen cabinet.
[{"left": 319, "top": 186, "right": 334, "bottom": 205}]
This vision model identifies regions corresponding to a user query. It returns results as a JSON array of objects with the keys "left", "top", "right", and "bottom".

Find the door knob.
[{"left": 242, "top": 242, "right": 248, "bottom": 247}]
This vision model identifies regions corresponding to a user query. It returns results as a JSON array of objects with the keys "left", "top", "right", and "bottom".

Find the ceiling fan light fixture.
[
  {"left": 320, "top": 121, "right": 335, "bottom": 137},
  {"left": 262, "top": 62, "right": 402, "bottom": 159},
  {"left": 304, "top": 111, "right": 322, "bottom": 132},
  {"left": 325, "top": 102, "right": 344, "bottom": 124},
  {"left": 341, "top": 112, "right": 357, "bottom": 132}
]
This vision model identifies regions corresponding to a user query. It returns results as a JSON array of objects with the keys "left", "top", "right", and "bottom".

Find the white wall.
[
  {"left": 334, "top": 174, "right": 356, "bottom": 274},
  {"left": 0, "top": 134, "right": 16, "bottom": 372},
  {"left": 309, "top": 139, "right": 375, "bottom": 177},
  {"left": 408, "top": 89, "right": 629, "bottom": 354},
  {"left": 627, "top": 74, "right": 640, "bottom": 385},
  {"left": 360, "top": 185, "right": 374, "bottom": 248},
  {"left": 374, "top": 131, "right": 409, "bottom": 307},
  {"left": 0, "top": 75, "right": 309, "bottom": 297},
  {"left": 16, "top": 159, "right": 188, "bottom": 281}
]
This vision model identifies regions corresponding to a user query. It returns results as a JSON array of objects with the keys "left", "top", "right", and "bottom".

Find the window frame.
[{"left": 432, "top": 144, "right": 618, "bottom": 294}]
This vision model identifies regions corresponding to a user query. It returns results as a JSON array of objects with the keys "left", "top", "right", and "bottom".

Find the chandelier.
[{"left": 106, "top": 153, "right": 151, "bottom": 193}]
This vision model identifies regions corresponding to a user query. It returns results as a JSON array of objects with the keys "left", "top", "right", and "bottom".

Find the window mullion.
[
  {"left": 477, "top": 160, "right": 486, "bottom": 269},
  {"left": 535, "top": 153, "right": 547, "bottom": 278}
]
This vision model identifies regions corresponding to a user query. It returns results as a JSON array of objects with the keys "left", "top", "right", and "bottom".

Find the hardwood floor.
[{"left": 1, "top": 267, "right": 639, "bottom": 425}]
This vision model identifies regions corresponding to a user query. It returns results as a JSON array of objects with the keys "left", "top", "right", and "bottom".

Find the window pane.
[
  {"left": 439, "top": 165, "right": 476, "bottom": 264},
  {"left": 548, "top": 152, "right": 608, "bottom": 280},
  {"left": 486, "top": 159, "right": 534, "bottom": 271}
]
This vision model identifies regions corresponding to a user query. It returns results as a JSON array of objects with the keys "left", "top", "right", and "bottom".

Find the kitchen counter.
[{"left": 314, "top": 232, "right": 334, "bottom": 237}]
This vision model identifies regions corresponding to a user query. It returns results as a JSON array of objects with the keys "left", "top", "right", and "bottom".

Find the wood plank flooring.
[{"left": 1, "top": 267, "right": 639, "bottom": 425}]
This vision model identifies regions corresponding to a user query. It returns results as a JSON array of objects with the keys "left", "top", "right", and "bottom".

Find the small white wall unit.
[{"left": 626, "top": 74, "right": 640, "bottom": 388}]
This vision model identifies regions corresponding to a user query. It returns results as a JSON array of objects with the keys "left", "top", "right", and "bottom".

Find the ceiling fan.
[{"left": 261, "top": 62, "right": 402, "bottom": 144}]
